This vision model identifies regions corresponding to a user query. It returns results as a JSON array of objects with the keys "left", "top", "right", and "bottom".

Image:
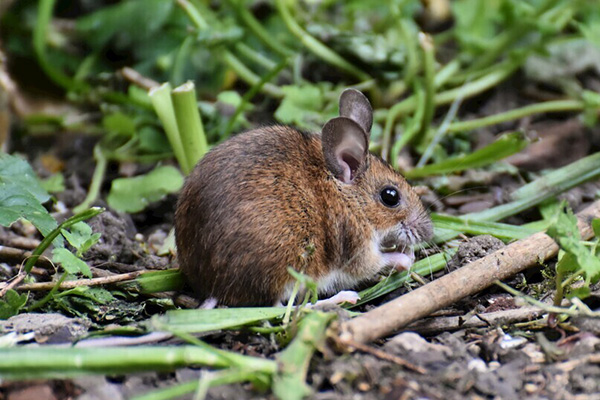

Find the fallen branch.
[
  {"left": 405, "top": 306, "right": 545, "bottom": 335},
  {"left": 14, "top": 271, "right": 144, "bottom": 291},
  {"left": 0, "top": 271, "right": 26, "bottom": 297},
  {"left": 0, "top": 245, "right": 53, "bottom": 268},
  {"left": 340, "top": 199, "right": 600, "bottom": 344},
  {"left": 336, "top": 336, "right": 427, "bottom": 374}
]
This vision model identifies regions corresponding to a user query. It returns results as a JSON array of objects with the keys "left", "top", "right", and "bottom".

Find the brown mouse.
[{"left": 175, "top": 89, "right": 433, "bottom": 306}]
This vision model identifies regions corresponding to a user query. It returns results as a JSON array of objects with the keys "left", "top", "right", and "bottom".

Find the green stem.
[
  {"left": 274, "top": 0, "right": 370, "bottom": 82},
  {"left": 222, "top": 51, "right": 283, "bottom": 98},
  {"left": 415, "top": 33, "right": 436, "bottom": 147},
  {"left": 149, "top": 83, "right": 188, "bottom": 172},
  {"left": 34, "top": 0, "right": 87, "bottom": 92},
  {"left": 27, "top": 272, "right": 68, "bottom": 312},
  {"left": 24, "top": 208, "right": 104, "bottom": 274},
  {"left": 354, "top": 250, "right": 455, "bottom": 306},
  {"left": 224, "top": 58, "right": 289, "bottom": 137},
  {"left": 0, "top": 345, "right": 276, "bottom": 380},
  {"left": 273, "top": 311, "right": 335, "bottom": 399},
  {"left": 463, "top": 0, "right": 561, "bottom": 74},
  {"left": 554, "top": 268, "right": 565, "bottom": 307},
  {"left": 171, "top": 36, "right": 195, "bottom": 86},
  {"left": 397, "top": 18, "right": 418, "bottom": 88},
  {"left": 382, "top": 59, "right": 519, "bottom": 158},
  {"left": 177, "top": 0, "right": 209, "bottom": 29},
  {"left": 132, "top": 369, "right": 263, "bottom": 400},
  {"left": 73, "top": 145, "right": 108, "bottom": 214},
  {"left": 225, "top": 0, "right": 293, "bottom": 57},
  {"left": 235, "top": 43, "right": 277, "bottom": 70},
  {"left": 177, "top": 0, "right": 283, "bottom": 98},
  {"left": 172, "top": 81, "right": 208, "bottom": 172},
  {"left": 446, "top": 99, "right": 585, "bottom": 133},
  {"left": 390, "top": 80, "right": 425, "bottom": 168}
]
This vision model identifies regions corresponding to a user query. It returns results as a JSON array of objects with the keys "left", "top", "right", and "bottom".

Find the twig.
[
  {"left": 337, "top": 337, "right": 427, "bottom": 374},
  {"left": 0, "top": 245, "right": 53, "bottom": 268},
  {"left": 555, "top": 353, "right": 600, "bottom": 372},
  {"left": 340, "top": 199, "right": 600, "bottom": 344},
  {"left": 0, "top": 237, "right": 41, "bottom": 250},
  {"left": 405, "top": 306, "right": 546, "bottom": 335},
  {"left": 15, "top": 271, "right": 144, "bottom": 291},
  {"left": 73, "top": 332, "right": 173, "bottom": 348},
  {"left": 120, "top": 67, "right": 159, "bottom": 90},
  {"left": 0, "top": 271, "right": 26, "bottom": 297}
]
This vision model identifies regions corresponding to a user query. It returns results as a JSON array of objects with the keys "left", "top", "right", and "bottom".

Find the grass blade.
[{"left": 405, "top": 131, "right": 528, "bottom": 178}]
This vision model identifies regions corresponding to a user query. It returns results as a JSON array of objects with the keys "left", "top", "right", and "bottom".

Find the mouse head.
[{"left": 321, "top": 89, "right": 433, "bottom": 269}]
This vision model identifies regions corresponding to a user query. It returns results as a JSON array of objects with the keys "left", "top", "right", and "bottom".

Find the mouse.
[{"left": 175, "top": 89, "right": 433, "bottom": 307}]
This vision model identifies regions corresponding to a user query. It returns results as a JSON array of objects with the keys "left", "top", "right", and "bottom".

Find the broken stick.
[{"left": 340, "top": 199, "right": 600, "bottom": 344}]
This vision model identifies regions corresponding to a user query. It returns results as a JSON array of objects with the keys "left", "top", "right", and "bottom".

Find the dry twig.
[
  {"left": 337, "top": 337, "right": 427, "bottom": 374},
  {"left": 340, "top": 199, "right": 600, "bottom": 344},
  {"left": 14, "top": 271, "right": 144, "bottom": 291}
]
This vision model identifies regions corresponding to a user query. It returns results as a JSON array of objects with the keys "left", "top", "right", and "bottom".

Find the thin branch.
[{"left": 15, "top": 271, "right": 144, "bottom": 291}]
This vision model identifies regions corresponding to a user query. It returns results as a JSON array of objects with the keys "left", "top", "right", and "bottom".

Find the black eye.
[{"left": 380, "top": 186, "right": 400, "bottom": 208}]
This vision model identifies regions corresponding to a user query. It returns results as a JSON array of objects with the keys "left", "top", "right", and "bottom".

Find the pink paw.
[{"left": 313, "top": 290, "right": 361, "bottom": 307}]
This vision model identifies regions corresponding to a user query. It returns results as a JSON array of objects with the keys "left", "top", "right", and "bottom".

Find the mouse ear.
[
  {"left": 339, "top": 89, "right": 373, "bottom": 136},
  {"left": 322, "top": 117, "right": 368, "bottom": 184}
]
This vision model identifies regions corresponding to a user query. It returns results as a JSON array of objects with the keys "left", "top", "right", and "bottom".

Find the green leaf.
[
  {"left": 151, "top": 308, "right": 286, "bottom": 333},
  {"left": 0, "top": 153, "right": 57, "bottom": 236},
  {"left": 578, "top": 19, "right": 600, "bottom": 48},
  {"left": 592, "top": 219, "right": 600, "bottom": 239},
  {"left": 275, "top": 85, "right": 330, "bottom": 131},
  {"left": 61, "top": 222, "right": 101, "bottom": 256},
  {"left": 567, "top": 286, "right": 591, "bottom": 300},
  {"left": 547, "top": 206, "right": 600, "bottom": 284},
  {"left": 118, "top": 269, "right": 184, "bottom": 294},
  {"left": 405, "top": 132, "right": 529, "bottom": 178},
  {"left": 76, "top": 0, "right": 174, "bottom": 50},
  {"left": 57, "top": 287, "right": 115, "bottom": 304},
  {"left": 0, "top": 290, "right": 28, "bottom": 320},
  {"left": 107, "top": 166, "right": 184, "bottom": 213},
  {"left": 556, "top": 252, "right": 579, "bottom": 274},
  {"left": 431, "top": 213, "right": 539, "bottom": 240},
  {"left": 40, "top": 173, "right": 65, "bottom": 194},
  {"left": 102, "top": 112, "right": 136, "bottom": 137},
  {"left": 52, "top": 248, "right": 92, "bottom": 278}
]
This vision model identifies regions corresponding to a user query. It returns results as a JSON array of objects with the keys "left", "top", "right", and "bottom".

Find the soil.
[{"left": 2, "top": 72, "right": 600, "bottom": 400}]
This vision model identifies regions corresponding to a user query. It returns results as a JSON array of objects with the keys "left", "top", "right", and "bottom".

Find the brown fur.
[{"left": 175, "top": 124, "right": 432, "bottom": 306}]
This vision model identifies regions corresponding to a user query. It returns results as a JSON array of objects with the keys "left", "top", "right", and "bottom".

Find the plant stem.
[
  {"left": 274, "top": 0, "right": 370, "bottom": 82},
  {"left": 172, "top": 81, "right": 208, "bottom": 171},
  {"left": 235, "top": 43, "right": 277, "bottom": 70},
  {"left": 177, "top": 0, "right": 283, "bottom": 98},
  {"left": 149, "top": 83, "right": 188, "bottom": 172},
  {"left": 73, "top": 145, "right": 108, "bottom": 214},
  {"left": 273, "top": 311, "right": 335, "bottom": 399},
  {"left": 132, "top": 369, "right": 263, "bottom": 400},
  {"left": 27, "top": 272, "right": 68, "bottom": 312},
  {"left": 390, "top": 81, "right": 425, "bottom": 167},
  {"left": 0, "top": 345, "right": 276, "bottom": 380},
  {"left": 221, "top": 51, "right": 284, "bottom": 98},
  {"left": 463, "top": 0, "right": 561, "bottom": 74},
  {"left": 34, "top": 0, "right": 87, "bottom": 92},
  {"left": 415, "top": 33, "right": 436, "bottom": 147},
  {"left": 382, "top": 59, "right": 519, "bottom": 159},
  {"left": 24, "top": 208, "right": 104, "bottom": 274},
  {"left": 446, "top": 100, "right": 584, "bottom": 133},
  {"left": 225, "top": 0, "right": 293, "bottom": 57},
  {"left": 224, "top": 58, "right": 289, "bottom": 137}
]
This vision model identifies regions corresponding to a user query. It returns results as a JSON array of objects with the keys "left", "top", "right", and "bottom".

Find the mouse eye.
[{"left": 380, "top": 186, "right": 401, "bottom": 208}]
